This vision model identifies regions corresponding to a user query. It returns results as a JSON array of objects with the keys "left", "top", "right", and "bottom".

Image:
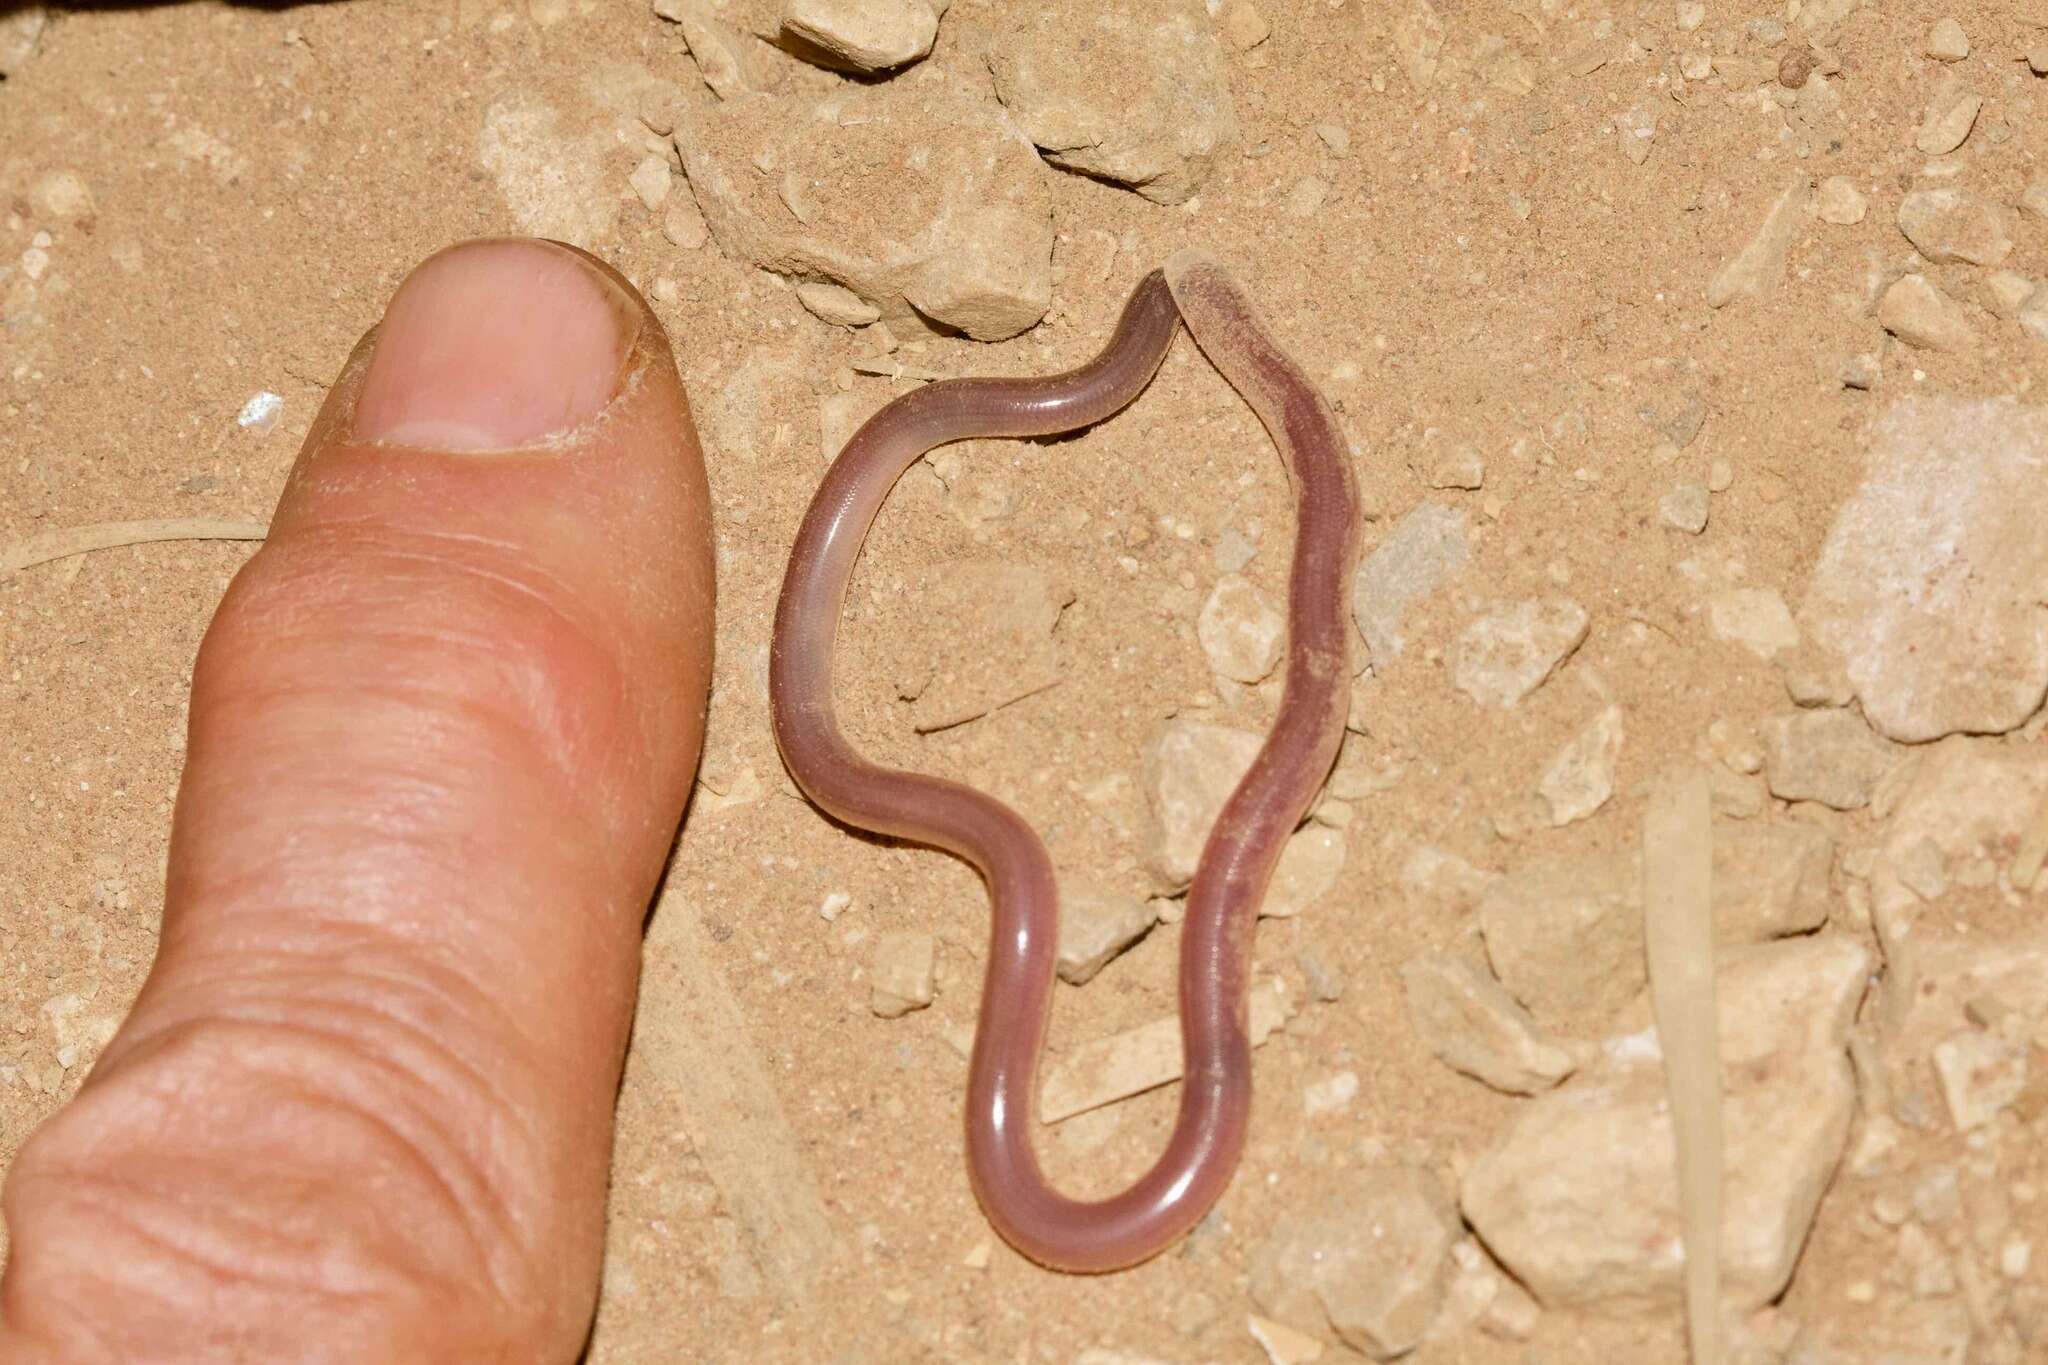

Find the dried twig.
[{"left": 1, "top": 518, "right": 270, "bottom": 577}]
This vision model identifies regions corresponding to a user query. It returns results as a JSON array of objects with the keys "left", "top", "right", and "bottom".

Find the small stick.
[
  {"left": 1644, "top": 768, "right": 1722, "bottom": 1365},
  {"left": 1, "top": 518, "right": 270, "bottom": 577}
]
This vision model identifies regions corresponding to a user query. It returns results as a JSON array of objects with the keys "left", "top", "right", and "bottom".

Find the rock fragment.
[
  {"left": 1199, "top": 574, "right": 1285, "bottom": 682},
  {"left": 987, "top": 0, "right": 1236, "bottom": 205},
  {"left": 1924, "top": 18, "right": 1968, "bottom": 62},
  {"left": 1706, "top": 175, "right": 1810, "bottom": 308},
  {"left": 1659, "top": 482, "right": 1710, "bottom": 533},
  {"left": 675, "top": 78, "right": 1053, "bottom": 340},
  {"left": 1759, "top": 708, "right": 1899, "bottom": 810},
  {"left": 1351, "top": 502, "right": 1469, "bottom": 667},
  {"left": 1896, "top": 188, "right": 2012, "bottom": 267},
  {"left": 1876, "top": 274, "right": 1977, "bottom": 352},
  {"left": 1056, "top": 887, "right": 1159, "bottom": 985},
  {"left": 795, "top": 278, "right": 882, "bottom": 327},
  {"left": 870, "top": 930, "right": 935, "bottom": 1017},
  {"left": 1706, "top": 587, "right": 1799, "bottom": 659},
  {"left": 1427, "top": 447, "right": 1484, "bottom": 490},
  {"left": 781, "top": 0, "right": 946, "bottom": 71},
  {"left": 1813, "top": 175, "right": 1866, "bottom": 225},
  {"left": 1801, "top": 399, "right": 2048, "bottom": 741},
  {"left": 1914, "top": 80, "right": 1981, "bottom": 155},
  {"left": 1451, "top": 599, "right": 1589, "bottom": 709},
  {"left": 1538, "top": 705, "right": 1624, "bottom": 827},
  {"left": 1250, "top": 1167, "right": 1459, "bottom": 1360},
  {"left": 660, "top": 0, "right": 773, "bottom": 100},
  {"left": 1144, "top": 720, "right": 1263, "bottom": 890},
  {"left": 1401, "top": 953, "right": 1579, "bottom": 1094},
  {"left": 1460, "top": 936, "right": 1869, "bottom": 1312}
]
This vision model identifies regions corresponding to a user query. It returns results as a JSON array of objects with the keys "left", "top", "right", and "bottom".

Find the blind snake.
[{"left": 768, "top": 250, "right": 1362, "bottom": 1272}]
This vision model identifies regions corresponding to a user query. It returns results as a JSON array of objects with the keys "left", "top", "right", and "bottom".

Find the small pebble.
[
  {"left": 1675, "top": 1, "right": 1704, "bottom": 32},
  {"left": 2030, "top": 46, "right": 2048, "bottom": 77},
  {"left": 869, "top": 930, "right": 936, "bottom": 1018},
  {"left": 1925, "top": 18, "right": 1968, "bottom": 62},
  {"left": 1814, "top": 176, "right": 1866, "bottom": 225},
  {"left": 1877, "top": 274, "right": 1978, "bottom": 352},
  {"left": 1707, "top": 457, "right": 1734, "bottom": 492},
  {"left": 1838, "top": 352, "right": 1881, "bottom": 390},
  {"left": 236, "top": 391, "right": 284, "bottom": 434},
  {"left": 1914, "top": 84, "right": 1982, "bottom": 155},
  {"left": 1659, "top": 482, "right": 1709, "bottom": 533},
  {"left": 1314, "top": 123, "right": 1350, "bottom": 157}
]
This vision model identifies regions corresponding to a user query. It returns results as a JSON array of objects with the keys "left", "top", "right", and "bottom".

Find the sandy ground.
[{"left": 4, "top": 0, "right": 2047, "bottom": 1361}]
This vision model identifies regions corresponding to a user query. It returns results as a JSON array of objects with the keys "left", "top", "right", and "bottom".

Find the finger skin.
[{"left": 0, "top": 241, "right": 714, "bottom": 1363}]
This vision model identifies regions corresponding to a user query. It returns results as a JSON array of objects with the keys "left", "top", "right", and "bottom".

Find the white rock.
[
  {"left": 1401, "top": 952, "right": 1580, "bottom": 1094},
  {"left": 1199, "top": 574, "right": 1286, "bottom": 683},
  {"left": 1813, "top": 176, "right": 1866, "bottom": 225},
  {"left": 987, "top": 0, "right": 1236, "bottom": 205},
  {"left": 1924, "top": 17, "right": 1968, "bottom": 61},
  {"left": 1451, "top": 599, "right": 1589, "bottom": 709},
  {"left": 1538, "top": 705, "right": 1625, "bottom": 826},
  {"left": 869, "top": 930, "right": 935, "bottom": 1017},
  {"left": 1876, "top": 274, "right": 1978, "bottom": 352},
  {"left": 1460, "top": 936, "right": 1870, "bottom": 1312},
  {"left": 781, "top": 0, "right": 945, "bottom": 72},
  {"left": 1040, "top": 977, "right": 1292, "bottom": 1120},
  {"left": 1896, "top": 188, "right": 2011, "bottom": 267},
  {"left": 1707, "top": 587, "right": 1800, "bottom": 659},
  {"left": 675, "top": 78, "right": 1052, "bottom": 340},
  {"left": 1351, "top": 502, "right": 1470, "bottom": 667},
  {"left": 1263, "top": 826, "right": 1346, "bottom": 919},
  {"left": 1801, "top": 399, "right": 2048, "bottom": 741},
  {"left": 1057, "top": 887, "right": 1159, "bottom": 985},
  {"left": 1760, "top": 708, "right": 1900, "bottom": 810},
  {"left": 1707, "top": 174, "right": 1810, "bottom": 308},
  {"left": 1250, "top": 1167, "right": 1459, "bottom": 1360},
  {"left": 1143, "top": 719, "right": 1263, "bottom": 891}
]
